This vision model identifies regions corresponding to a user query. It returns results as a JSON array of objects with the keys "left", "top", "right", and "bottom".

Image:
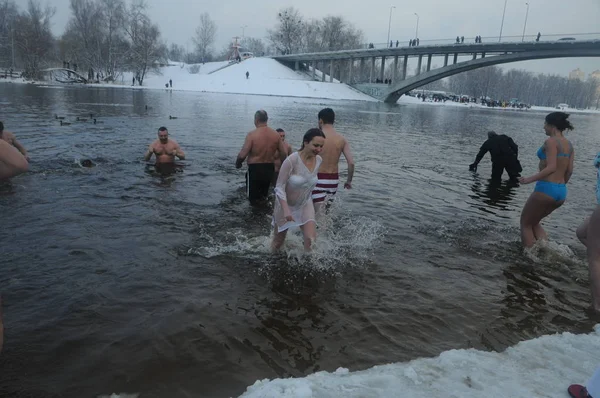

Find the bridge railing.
[{"left": 363, "top": 32, "right": 600, "bottom": 49}]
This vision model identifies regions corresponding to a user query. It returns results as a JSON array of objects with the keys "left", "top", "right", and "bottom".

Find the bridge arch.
[{"left": 382, "top": 48, "right": 600, "bottom": 103}]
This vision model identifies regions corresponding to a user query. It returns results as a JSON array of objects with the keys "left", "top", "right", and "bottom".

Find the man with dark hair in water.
[
  {"left": 469, "top": 131, "right": 521, "bottom": 182},
  {"left": 236, "top": 110, "right": 287, "bottom": 205},
  {"left": 312, "top": 108, "right": 354, "bottom": 217},
  {"left": 0, "top": 121, "right": 29, "bottom": 160},
  {"left": 144, "top": 127, "right": 185, "bottom": 174}
]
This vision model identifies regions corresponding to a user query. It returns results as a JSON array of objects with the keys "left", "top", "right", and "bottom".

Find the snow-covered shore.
[{"left": 3, "top": 59, "right": 599, "bottom": 114}]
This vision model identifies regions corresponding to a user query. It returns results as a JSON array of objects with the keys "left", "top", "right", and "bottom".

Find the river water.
[{"left": 0, "top": 83, "right": 599, "bottom": 398}]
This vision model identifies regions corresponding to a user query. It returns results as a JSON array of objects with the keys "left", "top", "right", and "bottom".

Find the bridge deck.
[{"left": 272, "top": 40, "right": 600, "bottom": 61}]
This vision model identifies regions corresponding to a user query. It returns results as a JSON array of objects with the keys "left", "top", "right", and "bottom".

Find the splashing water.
[
  {"left": 186, "top": 194, "right": 385, "bottom": 273},
  {"left": 523, "top": 239, "right": 582, "bottom": 267}
]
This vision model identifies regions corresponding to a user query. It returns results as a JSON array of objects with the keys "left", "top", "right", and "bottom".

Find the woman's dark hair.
[
  {"left": 300, "top": 128, "right": 325, "bottom": 150},
  {"left": 545, "top": 112, "right": 574, "bottom": 132}
]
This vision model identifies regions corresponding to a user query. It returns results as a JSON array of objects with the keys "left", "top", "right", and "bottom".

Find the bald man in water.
[
  {"left": 236, "top": 110, "right": 287, "bottom": 204},
  {"left": 0, "top": 121, "right": 29, "bottom": 161}
]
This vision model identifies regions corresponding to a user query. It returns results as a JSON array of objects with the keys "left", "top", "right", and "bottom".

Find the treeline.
[{"left": 443, "top": 66, "right": 600, "bottom": 109}]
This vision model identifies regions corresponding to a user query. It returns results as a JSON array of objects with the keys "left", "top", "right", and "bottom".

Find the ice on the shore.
[{"left": 239, "top": 324, "right": 600, "bottom": 398}]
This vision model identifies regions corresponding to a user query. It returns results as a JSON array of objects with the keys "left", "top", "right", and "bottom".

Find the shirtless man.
[
  {"left": 312, "top": 108, "right": 355, "bottom": 216},
  {"left": 236, "top": 110, "right": 287, "bottom": 204},
  {"left": 0, "top": 139, "right": 28, "bottom": 181},
  {"left": 273, "top": 128, "right": 293, "bottom": 185},
  {"left": 0, "top": 121, "right": 29, "bottom": 160},
  {"left": 144, "top": 127, "right": 185, "bottom": 174}
]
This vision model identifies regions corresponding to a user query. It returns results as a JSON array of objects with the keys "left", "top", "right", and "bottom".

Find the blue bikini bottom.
[{"left": 534, "top": 180, "right": 567, "bottom": 202}]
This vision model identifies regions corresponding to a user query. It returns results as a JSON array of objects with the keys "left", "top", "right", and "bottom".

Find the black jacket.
[{"left": 475, "top": 134, "right": 519, "bottom": 164}]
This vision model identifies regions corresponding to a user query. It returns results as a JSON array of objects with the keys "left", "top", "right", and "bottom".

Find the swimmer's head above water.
[
  {"left": 488, "top": 130, "right": 497, "bottom": 138},
  {"left": 158, "top": 126, "right": 168, "bottom": 143},
  {"left": 276, "top": 128, "right": 286, "bottom": 141},
  {"left": 254, "top": 110, "right": 268, "bottom": 127}
]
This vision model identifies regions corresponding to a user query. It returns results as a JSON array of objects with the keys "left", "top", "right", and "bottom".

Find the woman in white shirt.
[{"left": 272, "top": 128, "right": 325, "bottom": 251}]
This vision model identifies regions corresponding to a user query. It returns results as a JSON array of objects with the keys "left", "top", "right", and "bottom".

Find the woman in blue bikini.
[{"left": 519, "top": 112, "right": 574, "bottom": 248}]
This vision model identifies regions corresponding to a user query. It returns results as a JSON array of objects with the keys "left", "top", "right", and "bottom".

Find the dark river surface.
[{"left": 1, "top": 83, "right": 599, "bottom": 398}]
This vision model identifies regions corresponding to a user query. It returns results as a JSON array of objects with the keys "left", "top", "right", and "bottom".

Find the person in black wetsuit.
[{"left": 469, "top": 131, "right": 522, "bottom": 182}]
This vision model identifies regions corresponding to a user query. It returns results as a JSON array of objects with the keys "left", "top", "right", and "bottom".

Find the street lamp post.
[
  {"left": 414, "top": 13, "right": 419, "bottom": 40},
  {"left": 387, "top": 6, "right": 396, "bottom": 46},
  {"left": 499, "top": 0, "right": 508, "bottom": 42},
  {"left": 521, "top": 2, "right": 530, "bottom": 42}
]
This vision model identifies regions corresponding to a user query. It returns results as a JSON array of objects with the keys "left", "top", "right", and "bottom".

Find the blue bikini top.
[{"left": 537, "top": 137, "right": 572, "bottom": 160}]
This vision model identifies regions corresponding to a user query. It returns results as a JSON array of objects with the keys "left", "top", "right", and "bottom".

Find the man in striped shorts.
[{"left": 312, "top": 108, "right": 355, "bottom": 217}]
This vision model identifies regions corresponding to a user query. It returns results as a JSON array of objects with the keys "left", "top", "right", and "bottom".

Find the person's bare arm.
[
  {"left": 286, "top": 143, "right": 293, "bottom": 157},
  {"left": 277, "top": 138, "right": 287, "bottom": 164},
  {"left": 0, "top": 139, "right": 28, "bottom": 180},
  {"left": 342, "top": 139, "right": 355, "bottom": 189},
  {"left": 144, "top": 144, "right": 154, "bottom": 161},
  {"left": 172, "top": 141, "right": 185, "bottom": 160},
  {"left": 520, "top": 139, "right": 557, "bottom": 184},
  {"left": 9, "top": 133, "right": 28, "bottom": 159},
  {"left": 236, "top": 134, "right": 252, "bottom": 168}
]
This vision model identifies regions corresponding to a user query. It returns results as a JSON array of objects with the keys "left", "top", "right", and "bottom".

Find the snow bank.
[
  {"left": 239, "top": 325, "right": 600, "bottom": 398},
  {"left": 98, "top": 58, "right": 376, "bottom": 102}
]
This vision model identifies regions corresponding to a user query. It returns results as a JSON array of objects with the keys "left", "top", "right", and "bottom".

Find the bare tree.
[
  {"left": 98, "top": 0, "right": 126, "bottom": 79},
  {"left": 14, "top": 0, "right": 56, "bottom": 79},
  {"left": 192, "top": 12, "right": 216, "bottom": 62},
  {"left": 124, "top": 0, "right": 165, "bottom": 85},
  {"left": 241, "top": 37, "right": 265, "bottom": 56},
  {"left": 268, "top": 7, "right": 304, "bottom": 55},
  {"left": 0, "top": 0, "right": 19, "bottom": 69},
  {"left": 64, "top": 0, "right": 103, "bottom": 70},
  {"left": 168, "top": 43, "right": 186, "bottom": 62}
]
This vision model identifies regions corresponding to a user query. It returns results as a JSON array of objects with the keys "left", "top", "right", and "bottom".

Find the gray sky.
[{"left": 45, "top": 0, "right": 600, "bottom": 77}]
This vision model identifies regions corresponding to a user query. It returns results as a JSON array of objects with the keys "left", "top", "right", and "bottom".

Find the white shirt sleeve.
[{"left": 274, "top": 153, "right": 294, "bottom": 201}]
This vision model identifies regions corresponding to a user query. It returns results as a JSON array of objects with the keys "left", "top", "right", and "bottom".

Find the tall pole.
[
  {"left": 521, "top": 2, "right": 529, "bottom": 42},
  {"left": 499, "top": 0, "right": 508, "bottom": 42},
  {"left": 241, "top": 25, "right": 248, "bottom": 39},
  {"left": 387, "top": 6, "right": 395, "bottom": 45},
  {"left": 414, "top": 13, "right": 419, "bottom": 39},
  {"left": 11, "top": 21, "right": 15, "bottom": 69}
]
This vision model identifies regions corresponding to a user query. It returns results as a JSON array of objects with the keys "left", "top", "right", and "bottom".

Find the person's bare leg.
[
  {"left": 300, "top": 221, "right": 317, "bottom": 251},
  {"left": 532, "top": 200, "right": 563, "bottom": 241},
  {"left": 577, "top": 217, "right": 591, "bottom": 247},
  {"left": 586, "top": 206, "right": 600, "bottom": 313},
  {"left": 271, "top": 226, "right": 288, "bottom": 251},
  {"left": 313, "top": 201, "right": 325, "bottom": 223},
  {"left": 520, "top": 193, "right": 559, "bottom": 248}
]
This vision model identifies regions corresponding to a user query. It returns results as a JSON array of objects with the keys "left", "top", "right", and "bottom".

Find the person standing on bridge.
[{"left": 469, "top": 131, "right": 521, "bottom": 183}]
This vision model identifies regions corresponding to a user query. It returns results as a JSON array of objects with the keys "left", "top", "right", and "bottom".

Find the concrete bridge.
[{"left": 273, "top": 40, "right": 600, "bottom": 103}]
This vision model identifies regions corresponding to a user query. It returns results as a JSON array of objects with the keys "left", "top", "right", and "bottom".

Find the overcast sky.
[{"left": 43, "top": 0, "right": 600, "bottom": 77}]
